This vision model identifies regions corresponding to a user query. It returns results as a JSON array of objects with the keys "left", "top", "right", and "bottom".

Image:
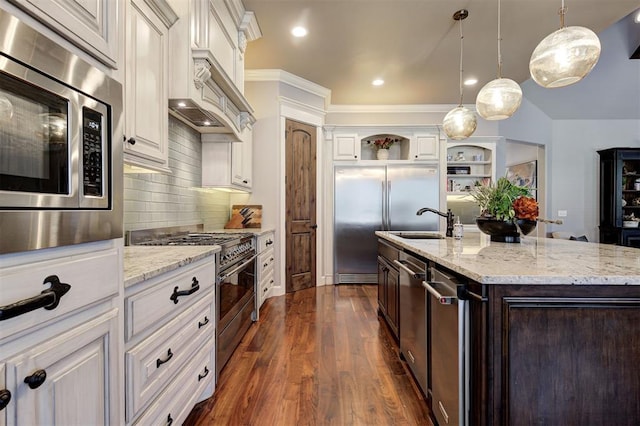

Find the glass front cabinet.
[{"left": 598, "top": 148, "right": 640, "bottom": 247}]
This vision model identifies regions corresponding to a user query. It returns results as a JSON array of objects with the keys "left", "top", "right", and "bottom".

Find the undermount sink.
[{"left": 389, "top": 232, "right": 444, "bottom": 240}]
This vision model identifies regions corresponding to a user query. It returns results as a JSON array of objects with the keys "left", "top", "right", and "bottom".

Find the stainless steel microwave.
[{"left": 0, "top": 8, "right": 123, "bottom": 254}]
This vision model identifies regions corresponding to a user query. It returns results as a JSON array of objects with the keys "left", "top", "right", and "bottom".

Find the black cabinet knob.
[
  {"left": 0, "top": 389, "right": 11, "bottom": 410},
  {"left": 127, "top": 137, "right": 136, "bottom": 145},
  {"left": 24, "top": 369, "right": 47, "bottom": 389}
]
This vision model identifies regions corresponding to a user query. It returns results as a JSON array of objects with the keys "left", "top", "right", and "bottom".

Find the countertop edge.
[{"left": 376, "top": 231, "right": 640, "bottom": 285}]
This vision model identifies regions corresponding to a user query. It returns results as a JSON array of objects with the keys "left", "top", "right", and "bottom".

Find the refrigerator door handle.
[{"left": 386, "top": 180, "right": 391, "bottom": 230}]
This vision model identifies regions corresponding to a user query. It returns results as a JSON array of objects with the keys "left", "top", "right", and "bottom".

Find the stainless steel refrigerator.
[{"left": 334, "top": 164, "right": 439, "bottom": 283}]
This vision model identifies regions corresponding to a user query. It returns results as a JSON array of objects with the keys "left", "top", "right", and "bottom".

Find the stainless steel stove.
[{"left": 127, "top": 225, "right": 257, "bottom": 379}]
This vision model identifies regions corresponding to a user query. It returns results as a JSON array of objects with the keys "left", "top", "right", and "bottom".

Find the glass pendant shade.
[
  {"left": 476, "top": 78, "right": 523, "bottom": 120},
  {"left": 443, "top": 106, "right": 477, "bottom": 140},
  {"left": 529, "top": 25, "right": 601, "bottom": 88}
]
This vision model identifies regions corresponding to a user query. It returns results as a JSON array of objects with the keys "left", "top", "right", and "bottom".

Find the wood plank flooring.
[{"left": 184, "top": 285, "right": 433, "bottom": 425}]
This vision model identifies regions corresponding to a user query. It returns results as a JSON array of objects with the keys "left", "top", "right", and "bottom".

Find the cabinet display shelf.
[
  {"left": 447, "top": 161, "right": 491, "bottom": 165},
  {"left": 447, "top": 174, "right": 491, "bottom": 179}
]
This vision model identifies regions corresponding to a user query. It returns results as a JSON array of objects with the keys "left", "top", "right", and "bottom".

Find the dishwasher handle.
[
  {"left": 423, "top": 280, "right": 457, "bottom": 305},
  {"left": 393, "top": 259, "right": 425, "bottom": 279}
]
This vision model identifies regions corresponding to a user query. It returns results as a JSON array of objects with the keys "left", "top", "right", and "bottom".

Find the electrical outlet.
[{"left": 558, "top": 210, "right": 568, "bottom": 217}]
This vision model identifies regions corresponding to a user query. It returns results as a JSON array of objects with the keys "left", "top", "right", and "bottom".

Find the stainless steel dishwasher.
[
  {"left": 394, "top": 251, "right": 428, "bottom": 397},
  {"left": 425, "top": 266, "right": 469, "bottom": 426}
]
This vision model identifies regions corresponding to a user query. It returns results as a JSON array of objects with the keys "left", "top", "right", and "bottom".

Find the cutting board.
[{"left": 227, "top": 204, "right": 262, "bottom": 228}]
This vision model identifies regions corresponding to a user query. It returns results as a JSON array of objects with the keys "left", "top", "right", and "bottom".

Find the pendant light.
[
  {"left": 529, "top": 0, "right": 601, "bottom": 88},
  {"left": 443, "top": 9, "right": 477, "bottom": 140},
  {"left": 475, "top": 0, "right": 522, "bottom": 120}
]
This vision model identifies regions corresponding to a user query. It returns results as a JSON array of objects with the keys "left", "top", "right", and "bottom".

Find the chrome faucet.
[{"left": 416, "top": 208, "right": 454, "bottom": 237}]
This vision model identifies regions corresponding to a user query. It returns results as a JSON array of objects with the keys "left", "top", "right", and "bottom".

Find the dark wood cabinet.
[
  {"left": 598, "top": 148, "right": 640, "bottom": 246},
  {"left": 470, "top": 283, "right": 640, "bottom": 425},
  {"left": 377, "top": 240, "right": 400, "bottom": 340}
]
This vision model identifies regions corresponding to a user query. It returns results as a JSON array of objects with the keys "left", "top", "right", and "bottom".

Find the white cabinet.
[
  {"left": 333, "top": 134, "right": 360, "bottom": 160},
  {"left": 124, "top": 254, "right": 215, "bottom": 424},
  {"left": 0, "top": 240, "right": 122, "bottom": 426},
  {"left": 3, "top": 310, "right": 119, "bottom": 425},
  {"left": 411, "top": 134, "right": 439, "bottom": 161},
  {"left": 7, "top": 0, "right": 119, "bottom": 68},
  {"left": 256, "top": 232, "right": 275, "bottom": 310},
  {"left": 328, "top": 127, "right": 441, "bottom": 162},
  {"left": 123, "top": 0, "right": 177, "bottom": 173},
  {"left": 201, "top": 129, "right": 253, "bottom": 191}
]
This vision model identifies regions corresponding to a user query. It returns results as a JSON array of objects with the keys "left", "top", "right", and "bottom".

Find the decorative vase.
[
  {"left": 475, "top": 217, "right": 536, "bottom": 243},
  {"left": 376, "top": 149, "right": 389, "bottom": 160}
]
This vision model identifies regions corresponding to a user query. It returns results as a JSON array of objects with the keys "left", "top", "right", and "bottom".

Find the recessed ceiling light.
[
  {"left": 203, "top": 121, "right": 211, "bottom": 126},
  {"left": 291, "top": 26, "right": 308, "bottom": 37},
  {"left": 635, "top": 10, "right": 640, "bottom": 23},
  {"left": 372, "top": 79, "right": 384, "bottom": 86},
  {"left": 177, "top": 101, "right": 186, "bottom": 107},
  {"left": 464, "top": 78, "right": 478, "bottom": 86}
]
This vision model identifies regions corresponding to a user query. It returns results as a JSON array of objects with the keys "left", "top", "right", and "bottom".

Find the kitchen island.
[{"left": 376, "top": 231, "right": 640, "bottom": 426}]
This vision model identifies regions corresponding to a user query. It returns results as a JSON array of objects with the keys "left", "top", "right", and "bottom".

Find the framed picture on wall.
[{"left": 506, "top": 160, "right": 537, "bottom": 199}]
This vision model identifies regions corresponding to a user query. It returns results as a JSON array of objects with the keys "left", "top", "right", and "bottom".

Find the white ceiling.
[{"left": 243, "top": 0, "right": 640, "bottom": 118}]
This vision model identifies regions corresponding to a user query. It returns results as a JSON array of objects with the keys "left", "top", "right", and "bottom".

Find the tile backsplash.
[{"left": 124, "top": 117, "right": 236, "bottom": 231}]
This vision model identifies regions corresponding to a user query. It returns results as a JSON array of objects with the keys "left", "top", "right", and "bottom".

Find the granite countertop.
[
  {"left": 124, "top": 246, "right": 220, "bottom": 288},
  {"left": 201, "top": 227, "right": 275, "bottom": 236},
  {"left": 376, "top": 231, "right": 640, "bottom": 285}
]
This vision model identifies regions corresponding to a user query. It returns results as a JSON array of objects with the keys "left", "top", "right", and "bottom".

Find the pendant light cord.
[
  {"left": 559, "top": 0, "right": 567, "bottom": 28},
  {"left": 458, "top": 17, "right": 464, "bottom": 106},
  {"left": 497, "top": 0, "right": 502, "bottom": 78}
]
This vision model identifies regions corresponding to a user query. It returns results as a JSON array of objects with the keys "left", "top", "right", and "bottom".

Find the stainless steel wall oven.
[{"left": 0, "top": 9, "right": 123, "bottom": 254}]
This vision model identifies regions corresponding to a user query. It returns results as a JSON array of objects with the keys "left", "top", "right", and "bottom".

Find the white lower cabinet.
[
  {"left": 3, "top": 309, "right": 119, "bottom": 426},
  {"left": 256, "top": 232, "right": 275, "bottom": 309},
  {"left": 124, "top": 254, "right": 216, "bottom": 424}
]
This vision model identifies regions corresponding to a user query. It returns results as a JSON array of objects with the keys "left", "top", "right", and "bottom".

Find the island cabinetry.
[
  {"left": 598, "top": 148, "right": 640, "bottom": 247},
  {"left": 257, "top": 232, "right": 276, "bottom": 310},
  {"left": 123, "top": 0, "right": 178, "bottom": 173},
  {"left": 377, "top": 239, "right": 400, "bottom": 340},
  {"left": 471, "top": 283, "right": 640, "bottom": 426},
  {"left": 124, "top": 254, "right": 215, "bottom": 425}
]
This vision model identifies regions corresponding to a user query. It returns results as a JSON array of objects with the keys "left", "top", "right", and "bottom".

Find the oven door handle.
[{"left": 218, "top": 255, "right": 257, "bottom": 282}]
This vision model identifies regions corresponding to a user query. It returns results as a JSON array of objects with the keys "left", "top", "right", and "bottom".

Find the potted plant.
[
  {"left": 470, "top": 177, "right": 539, "bottom": 242},
  {"left": 367, "top": 137, "right": 399, "bottom": 160}
]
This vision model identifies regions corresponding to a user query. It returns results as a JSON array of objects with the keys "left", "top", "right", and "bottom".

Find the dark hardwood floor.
[{"left": 184, "top": 285, "right": 433, "bottom": 425}]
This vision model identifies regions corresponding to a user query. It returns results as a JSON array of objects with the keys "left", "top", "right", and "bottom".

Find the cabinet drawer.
[
  {"left": 259, "top": 270, "right": 274, "bottom": 307},
  {"left": 125, "top": 257, "right": 215, "bottom": 341},
  {"left": 0, "top": 248, "right": 119, "bottom": 340},
  {"left": 257, "top": 247, "right": 275, "bottom": 279},
  {"left": 126, "top": 295, "right": 213, "bottom": 421},
  {"left": 378, "top": 240, "right": 400, "bottom": 264},
  {"left": 257, "top": 232, "right": 275, "bottom": 253},
  {"left": 133, "top": 341, "right": 214, "bottom": 426}
]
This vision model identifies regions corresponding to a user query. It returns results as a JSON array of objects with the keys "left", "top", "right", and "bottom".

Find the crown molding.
[{"left": 245, "top": 69, "right": 332, "bottom": 108}]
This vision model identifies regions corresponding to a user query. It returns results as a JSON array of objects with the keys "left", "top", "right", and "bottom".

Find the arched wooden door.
[{"left": 285, "top": 119, "right": 317, "bottom": 293}]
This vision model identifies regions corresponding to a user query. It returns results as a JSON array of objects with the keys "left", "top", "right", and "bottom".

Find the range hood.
[{"left": 168, "top": 1, "right": 260, "bottom": 139}]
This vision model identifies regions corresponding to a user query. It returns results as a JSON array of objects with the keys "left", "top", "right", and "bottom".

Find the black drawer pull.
[
  {"left": 265, "top": 239, "right": 273, "bottom": 246},
  {"left": 167, "top": 414, "right": 173, "bottom": 426},
  {"left": 198, "top": 366, "right": 210, "bottom": 381},
  {"left": 198, "top": 316, "right": 209, "bottom": 328},
  {"left": 24, "top": 369, "right": 47, "bottom": 389},
  {"left": 170, "top": 277, "right": 200, "bottom": 304},
  {"left": 0, "top": 275, "right": 71, "bottom": 321},
  {"left": 156, "top": 349, "right": 173, "bottom": 368},
  {"left": 0, "top": 389, "right": 11, "bottom": 410},
  {"left": 263, "top": 262, "right": 268, "bottom": 268}
]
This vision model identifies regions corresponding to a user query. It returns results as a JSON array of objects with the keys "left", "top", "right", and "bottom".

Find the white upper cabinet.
[
  {"left": 411, "top": 134, "right": 439, "bottom": 161},
  {"left": 333, "top": 134, "right": 360, "bottom": 160},
  {"left": 201, "top": 128, "right": 253, "bottom": 192},
  {"left": 327, "top": 126, "right": 441, "bottom": 162},
  {"left": 166, "top": 0, "right": 261, "bottom": 138},
  {"left": 6, "top": 0, "right": 119, "bottom": 69},
  {"left": 123, "top": 0, "right": 178, "bottom": 173}
]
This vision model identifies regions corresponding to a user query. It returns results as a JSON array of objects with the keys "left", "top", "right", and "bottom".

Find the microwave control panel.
[{"left": 82, "top": 107, "right": 103, "bottom": 197}]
